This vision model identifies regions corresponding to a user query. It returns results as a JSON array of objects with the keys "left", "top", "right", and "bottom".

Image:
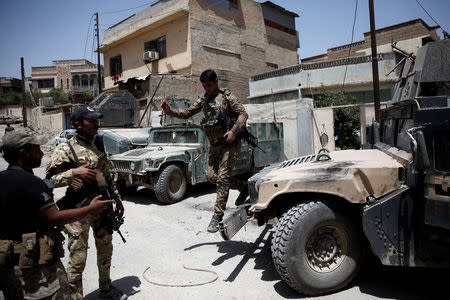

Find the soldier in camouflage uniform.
[
  {"left": 161, "top": 69, "right": 249, "bottom": 233},
  {"left": 0, "top": 132, "right": 113, "bottom": 300},
  {"left": 45, "top": 106, "right": 127, "bottom": 300}
]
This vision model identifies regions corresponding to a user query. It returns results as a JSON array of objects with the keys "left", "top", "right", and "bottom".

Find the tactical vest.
[
  {"left": 0, "top": 230, "right": 65, "bottom": 269},
  {"left": 200, "top": 89, "right": 234, "bottom": 145}
]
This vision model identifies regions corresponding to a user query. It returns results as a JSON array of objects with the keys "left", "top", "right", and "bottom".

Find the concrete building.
[
  {"left": 99, "top": 0, "right": 299, "bottom": 105},
  {"left": 249, "top": 18, "right": 440, "bottom": 104},
  {"left": 0, "top": 77, "right": 22, "bottom": 94},
  {"left": 30, "top": 59, "right": 104, "bottom": 97}
]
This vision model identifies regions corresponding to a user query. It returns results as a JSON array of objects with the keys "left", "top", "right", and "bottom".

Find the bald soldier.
[{"left": 161, "top": 69, "right": 249, "bottom": 233}]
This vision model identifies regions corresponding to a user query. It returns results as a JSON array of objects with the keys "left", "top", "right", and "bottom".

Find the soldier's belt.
[{"left": 0, "top": 231, "right": 64, "bottom": 268}]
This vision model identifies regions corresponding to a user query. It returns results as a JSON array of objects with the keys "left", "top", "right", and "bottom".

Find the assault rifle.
[
  {"left": 98, "top": 185, "right": 127, "bottom": 243},
  {"left": 216, "top": 110, "right": 266, "bottom": 153}
]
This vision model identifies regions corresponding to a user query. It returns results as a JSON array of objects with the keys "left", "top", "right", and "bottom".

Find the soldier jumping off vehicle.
[
  {"left": 45, "top": 106, "right": 127, "bottom": 300},
  {"left": 161, "top": 69, "right": 249, "bottom": 233},
  {"left": 0, "top": 132, "right": 113, "bottom": 300}
]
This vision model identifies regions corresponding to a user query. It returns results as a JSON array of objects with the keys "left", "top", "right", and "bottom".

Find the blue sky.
[{"left": 0, "top": 0, "right": 449, "bottom": 79}]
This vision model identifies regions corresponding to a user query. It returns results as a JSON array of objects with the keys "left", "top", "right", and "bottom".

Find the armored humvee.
[
  {"left": 110, "top": 101, "right": 284, "bottom": 203},
  {"left": 221, "top": 40, "right": 450, "bottom": 295}
]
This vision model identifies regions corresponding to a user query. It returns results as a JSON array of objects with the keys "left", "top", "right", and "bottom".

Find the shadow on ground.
[
  {"left": 123, "top": 188, "right": 161, "bottom": 205},
  {"left": 84, "top": 275, "right": 142, "bottom": 299},
  {"left": 123, "top": 182, "right": 216, "bottom": 208}
]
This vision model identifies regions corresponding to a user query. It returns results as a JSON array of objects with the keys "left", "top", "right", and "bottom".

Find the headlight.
[{"left": 130, "top": 162, "right": 135, "bottom": 171}]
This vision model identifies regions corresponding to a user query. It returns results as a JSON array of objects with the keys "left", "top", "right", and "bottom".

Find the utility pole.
[
  {"left": 21, "top": 57, "right": 28, "bottom": 127},
  {"left": 95, "top": 12, "right": 102, "bottom": 95},
  {"left": 369, "top": 0, "right": 381, "bottom": 122}
]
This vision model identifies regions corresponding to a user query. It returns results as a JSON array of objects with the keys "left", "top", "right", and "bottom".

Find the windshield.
[{"left": 151, "top": 130, "right": 199, "bottom": 144}]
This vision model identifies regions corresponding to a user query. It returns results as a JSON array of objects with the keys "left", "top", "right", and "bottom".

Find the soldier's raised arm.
[{"left": 163, "top": 97, "right": 203, "bottom": 119}]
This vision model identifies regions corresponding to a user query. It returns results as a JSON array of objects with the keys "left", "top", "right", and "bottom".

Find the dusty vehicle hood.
[
  {"left": 111, "top": 144, "right": 200, "bottom": 160},
  {"left": 252, "top": 149, "right": 409, "bottom": 210}
]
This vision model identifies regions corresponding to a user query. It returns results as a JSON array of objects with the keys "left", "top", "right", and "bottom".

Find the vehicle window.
[
  {"left": 65, "top": 131, "right": 74, "bottom": 139},
  {"left": 152, "top": 130, "right": 198, "bottom": 143},
  {"left": 434, "top": 130, "right": 450, "bottom": 172},
  {"left": 152, "top": 131, "right": 172, "bottom": 143},
  {"left": 396, "top": 119, "right": 414, "bottom": 152},
  {"left": 381, "top": 119, "right": 396, "bottom": 146}
]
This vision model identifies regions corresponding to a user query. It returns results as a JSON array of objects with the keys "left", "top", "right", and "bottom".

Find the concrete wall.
[
  {"left": 249, "top": 53, "right": 397, "bottom": 104},
  {"left": 29, "top": 108, "right": 64, "bottom": 132},
  {"left": 359, "top": 102, "right": 388, "bottom": 145},
  {"left": 312, "top": 107, "right": 335, "bottom": 153},
  {"left": 0, "top": 105, "right": 24, "bottom": 117}
]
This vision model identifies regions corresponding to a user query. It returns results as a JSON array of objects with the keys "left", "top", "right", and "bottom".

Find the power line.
[
  {"left": 91, "top": 31, "right": 96, "bottom": 63},
  {"left": 104, "top": 0, "right": 229, "bottom": 31},
  {"left": 342, "top": 0, "right": 358, "bottom": 91},
  {"left": 99, "top": 2, "right": 153, "bottom": 14},
  {"left": 83, "top": 14, "right": 94, "bottom": 59},
  {"left": 415, "top": 0, "right": 445, "bottom": 30}
]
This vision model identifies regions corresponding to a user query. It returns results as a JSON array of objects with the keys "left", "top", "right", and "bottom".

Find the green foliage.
[
  {"left": 32, "top": 89, "right": 43, "bottom": 102},
  {"left": 315, "top": 91, "right": 361, "bottom": 150},
  {"left": 48, "top": 88, "right": 69, "bottom": 104},
  {"left": 0, "top": 90, "right": 22, "bottom": 105},
  {"left": 84, "top": 90, "right": 94, "bottom": 100}
]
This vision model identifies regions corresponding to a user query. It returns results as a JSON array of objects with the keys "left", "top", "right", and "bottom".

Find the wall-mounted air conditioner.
[{"left": 143, "top": 51, "right": 159, "bottom": 62}]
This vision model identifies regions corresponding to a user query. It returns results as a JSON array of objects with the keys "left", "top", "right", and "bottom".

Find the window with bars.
[
  {"left": 144, "top": 36, "right": 167, "bottom": 59},
  {"left": 38, "top": 79, "right": 54, "bottom": 88}
]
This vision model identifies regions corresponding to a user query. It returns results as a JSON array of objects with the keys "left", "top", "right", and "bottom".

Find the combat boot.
[
  {"left": 235, "top": 183, "right": 249, "bottom": 206},
  {"left": 207, "top": 214, "right": 222, "bottom": 233},
  {"left": 99, "top": 284, "right": 128, "bottom": 300}
]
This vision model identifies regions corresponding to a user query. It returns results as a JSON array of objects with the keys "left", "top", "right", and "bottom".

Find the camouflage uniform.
[
  {"left": 45, "top": 134, "right": 121, "bottom": 300},
  {"left": 1, "top": 260, "right": 69, "bottom": 300},
  {"left": 12, "top": 260, "right": 70, "bottom": 300},
  {"left": 167, "top": 88, "right": 248, "bottom": 217}
]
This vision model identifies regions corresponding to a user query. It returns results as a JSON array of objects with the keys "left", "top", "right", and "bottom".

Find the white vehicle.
[{"left": 54, "top": 129, "right": 75, "bottom": 145}]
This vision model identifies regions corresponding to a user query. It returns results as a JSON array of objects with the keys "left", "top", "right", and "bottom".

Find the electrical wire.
[
  {"left": 83, "top": 14, "right": 94, "bottom": 59},
  {"left": 99, "top": 2, "right": 154, "bottom": 14},
  {"left": 91, "top": 31, "right": 96, "bottom": 63},
  {"left": 414, "top": 0, "right": 446, "bottom": 31},
  {"left": 342, "top": 0, "right": 358, "bottom": 91},
  {"left": 105, "top": 0, "right": 229, "bottom": 31}
]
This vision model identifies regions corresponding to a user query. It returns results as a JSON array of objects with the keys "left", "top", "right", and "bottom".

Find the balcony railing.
[{"left": 73, "top": 85, "right": 98, "bottom": 92}]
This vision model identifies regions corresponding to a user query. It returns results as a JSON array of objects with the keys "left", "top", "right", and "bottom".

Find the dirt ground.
[{"left": 1, "top": 125, "right": 448, "bottom": 299}]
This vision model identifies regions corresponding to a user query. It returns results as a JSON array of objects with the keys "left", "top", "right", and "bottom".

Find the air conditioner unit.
[{"left": 143, "top": 51, "right": 159, "bottom": 62}]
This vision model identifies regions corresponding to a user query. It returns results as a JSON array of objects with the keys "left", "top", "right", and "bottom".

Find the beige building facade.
[
  {"left": 100, "top": 0, "right": 299, "bottom": 104},
  {"left": 30, "top": 59, "right": 104, "bottom": 96}
]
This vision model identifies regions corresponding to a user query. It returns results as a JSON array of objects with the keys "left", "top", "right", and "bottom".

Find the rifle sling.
[{"left": 67, "top": 141, "right": 81, "bottom": 167}]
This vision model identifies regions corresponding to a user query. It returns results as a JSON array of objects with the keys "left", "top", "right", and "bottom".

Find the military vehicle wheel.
[
  {"left": 155, "top": 165, "right": 187, "bottom": 204},
  {"left": 271, "top": 201, "right": 362, "bottom": 295}
]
